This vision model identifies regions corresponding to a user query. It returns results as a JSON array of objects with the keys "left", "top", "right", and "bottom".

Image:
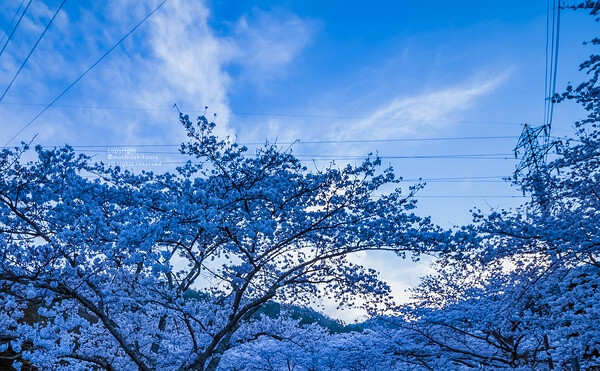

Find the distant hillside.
[{"left": 184, "top": 289, "right": 366, "bottom": 334}]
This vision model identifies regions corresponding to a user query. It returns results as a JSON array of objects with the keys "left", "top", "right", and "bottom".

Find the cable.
[
  {"left": 547, "top": 1, "right": 561, "bottom": 132},
  {"left": 74, "top": 146, "right": 515, "bottom": 160},
  {"left": 0, "top": 102, "right": 524, "bottom": 126},
  {"left": 0, "top": 0, "right": 65, "bottom": 103},
  {"left": 78, "top": 174, "right": 510, "bottom": 183},
  {"left": 41, "top": 147, "right": 518, "bottom": 160},
  {"left": 94, "top": 153, "right": 515, "bottom": 160},
  {"left": 284, "top": 153, "right": 512, "bottom": 159},
  {"left": 0, "top": 0, "right": 29, "bottom": 57},
  {"left": 369, "top": 194, "right": 526, "bottom": 199},
  {"left": 414, "top": 180, "right": 506, "bottom": 183},
  {"left": 543, "top": 0, "right": 561, "bottom": 133},
  {"left": 543, "top": 0, "right": 551, "bottom": 127},
  {"left": 403, "top": 175, "right": 509, "bottom": 181},
  {"left": 36, "top": 135, "right": 520, "bottom": 149},
  {"left": 261, "top": 136, "right": 518, "bottom": 145},
  {"left": 546, "top": 0, "right": 556, "bottom": 129},
  {"left": 260, "top": 157, "right": 512, "bottom": 161},
  {"left": 400, "top": 175, "right": 510, "bottom": 183},
  {"left": 0, "top": 1, "right": 24, "bottom": 44},
  {"left": 412, "top": 195, "right": 526, "bottom": 199},
  {"left": 2, "top": 0, "right": 168, "bottom": 148},
  {"left": 67, "top": 149, "right": 515, "bottom": 156},
  {"left": 152, "top": 155, "right": 515, "bottom": 164}
]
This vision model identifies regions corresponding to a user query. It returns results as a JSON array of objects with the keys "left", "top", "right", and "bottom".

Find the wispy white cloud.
[
  {"left": 231, "top": 9, "right": 316, "bottom": 83},
  {"left": 123, "top": 0, "right": 237, "bottom": 139},
  {"left": 337, "top": 69, "right": 513, "bottom": 140},
  {"left": 0, "top": 1, "right": 317, "bottom": 147},
  {"left": 236, "top": 70, "right": 513, "bottom": 163}
]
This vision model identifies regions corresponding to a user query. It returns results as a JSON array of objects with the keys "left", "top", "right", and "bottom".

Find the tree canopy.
[
  {"left": 2, "top": 2, "right": 600, "bottom": 371},
  {"left": 0, "top": 112, "right": 444, "bottom": 370}
]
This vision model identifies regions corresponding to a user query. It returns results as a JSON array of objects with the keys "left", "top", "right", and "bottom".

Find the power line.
[
  {"left": 515, "top": 0, "right": 562, "bottom": 178},
  {"left": 0, "top": 0, "right": 65, "bottom": 103},
  {"left": 279, "top": 154, "right": 513, "bottom": 160},
  {"left": 543, "top": 0, "right": 551, "bottom": 128},
  {"left": 403, "top": 175, "right": 509, "bottom": 181},
  {"left": 37, "top": 135, "right": 521, "bottom": 149},
  {"left": 390, "top": 176, "right": 510, "bottom": 183},
  {"left": 75, "top": 148, "right": 515, "bottom": 160},
  {"left": 68, "top": 149, "right": 515, "bottom": 157},
  {"left": 102, "top": 154, "right": 514, "bottom": 160},
  {"left": 151, "top": 155, "right": 515, "bottom": 164},
  {"left": 543, "top": 0, "right": 561, "bottom": 134},
  {"left": 0, "top": 102, "right": 524, "bottom": 126},
  {"left": 78, "top": 173, "right": 508, "bottom": 181},
  {"left": 413, "top": 195, "right": 526, "bottom": 199},
  {"left": 416, "top": 180, "right": 506, "bottom": 183},
  {"left": 370, "top": 194, "right": 525, "bottom": 199},
  {"left": 0, "top": 0, "right": 24, "bottom": 44},
  {"left": 45, "top": 146, "right": 517, "bottom": 160},
  {"left": 548, "top": 0, "right": 561, "bottom": 134},
  {"left": 2, "top": 0, "right": 168, "bottom": 148},
  {"left": 262, "top": 136, "right": 518, "bottom": 145},
  {"left": 546, "top": 0, "right": 557, "bottom": 130},
  {"left": 76, "top": 175, "right": 525, "bottom": 197},
  {"left": 0, "top": 0, "right": 30, "bottom": 58},
  {"left": 70, "top": 148, "right": 514, "bottom": 155}
]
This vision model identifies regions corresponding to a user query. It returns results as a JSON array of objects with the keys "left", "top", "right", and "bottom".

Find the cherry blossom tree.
[
  {"left": 0, "top": 112, "right": 444, "bottom": 370},
  {"left": 385, "top": 3, "right": 600, "bottom": 369}
]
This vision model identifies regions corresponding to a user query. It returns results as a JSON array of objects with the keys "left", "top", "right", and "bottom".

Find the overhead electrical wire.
[
  {"left": 547, "top": 0, "right": 556, "bottom": 130},
  {"left": 148, "top": 155, "right": 515, "bottom": 164},
  {"left": 243, "top": 136, "right": 519, "bottom": 145},
  {"left": 367, "top": 194, "right": 525, "bottom": 199},
  {"left": 0, "top": 0, "right": 30, "bottom": 58},
  {"left": 36, "top": 142, "right": 519, "bottom": 161},
  {"left": 543, "top": 0, "right": 551, "bottom": 128},
  {"left": 548, "top": 0, "right": 561, "bottom": 133},
  {"left": 81, "top": 175, "right": 525, "bottom": 198},
  {"left": 67, "top": 146, "right": 516, "bottom": 161},
  {"left": 0, "top": 1, "right": 25, "bottom": 46},
  {"left": 87, "top": 154, "right": 514, "bottom": 161},
  {"left": 37, "top": 135, "right": 520, "bottom": 149},
  {"left": 390, "top": 175, "right": 510, "bottom": 183},
  {"left": 76, "top": 174, "right": 522, "bottom": 198},
  {"left": 0, "top": 3, "right": 540, "bottom": 202},
  {"left": 66, "top": 149, "right": 515, "bottom": 156},
  {"left": 292, "top": 154, "right": 513, "bottom": 160},
  {"left": 0, "top": 102, "right": 524, "bottom": 127},
  {"left": 0, "top": 0, "right": 66, "bottom": 103},
  {"left": 402, "top": 175, "right": 509, "bottom": 181},
  {"left": 77, "top": 169, "right": 524, "bottom": 197},
  {"left": 411, "top": 195, "right": 525, "bottom": 199},
  {"left": 543, "top": 0, "right": 561, "bottom": 134},
  {"left": 91, "top": 174, "right": 509, "bottom": 182},
  {"left": 78, "top": 173, "right": 511, "bottom": 182},
  {"left": 2, "top": 0, "right": 168, "bottom": 148}
]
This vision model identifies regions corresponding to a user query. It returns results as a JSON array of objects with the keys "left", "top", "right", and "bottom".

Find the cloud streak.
[
  {"left": 231, "top": 8, "right": 316, "bottom": 83},
  {"left": 338, "top": 69, "right": 513, "bottom": 141}
]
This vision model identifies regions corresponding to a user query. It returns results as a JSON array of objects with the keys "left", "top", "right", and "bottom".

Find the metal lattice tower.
[
  {"left": 514, "top": 124, "right": 554, "bottom": 176},
  {"left": 514, "top": 123, "right": 558, "bottom": 209},
  {"left": 514, "top": 0, "right": 562, "bottom": 179}
]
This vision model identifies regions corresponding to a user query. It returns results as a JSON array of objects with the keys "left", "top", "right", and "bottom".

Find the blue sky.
[{"left": 0, "top": 0, "right": 596, "bottom": 320}]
